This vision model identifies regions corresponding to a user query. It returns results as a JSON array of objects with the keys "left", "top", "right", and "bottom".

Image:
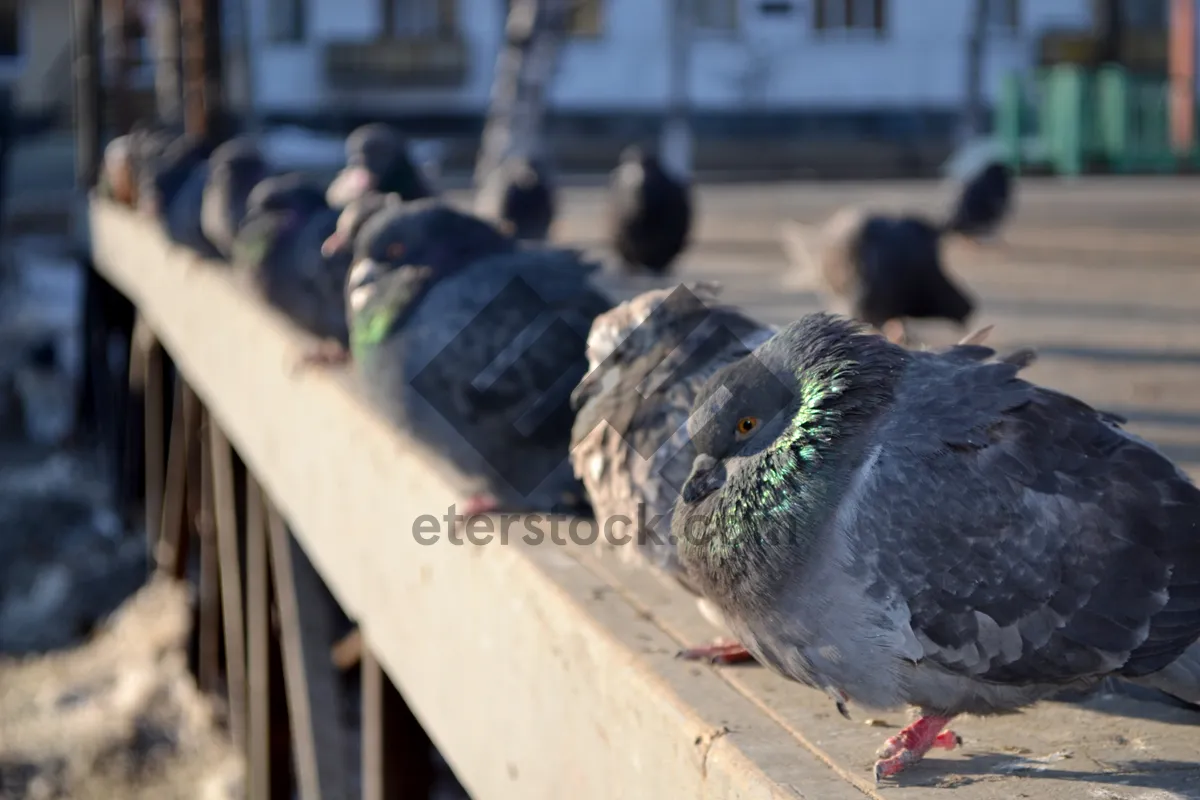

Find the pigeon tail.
[{"left": 1129, "top": 644, "right": 1200, "bottom": 706}]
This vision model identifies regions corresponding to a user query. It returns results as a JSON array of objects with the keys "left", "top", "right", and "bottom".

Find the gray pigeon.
[
  {"left": 201, "top": 136, "right": 272, "bottom": 259},
  {"left": 943, "top": 160, "right": 1014, "bottom": 244},
  {"left": 321, "top": 191, "right": 400, "bottom": 263},
  {"left": 347, "top": 200, "right": 613, "bottom": 514},
  {"left": 138, "top": 132, "right": 219, "bottom": 258},
  {"left": 326, "top": 123, "right": 434, "bottom": 209},
  {"left": 673, "top": 312, "right": 1200, "bottom": 783},
  {"left": 608, "top": 144, "right": 692, "bottom": 275},
  {"left": 233, "top": 174, "right": 349, "bottom": 346},
  {"left": 781, "top": 207, "right": 974, "bottom": 344},
  {"left": 475, "top": 157, "right": 556, "bottom": 242},
  {"left": 569, "top": 283, "right": 773, "bottom": 663}
]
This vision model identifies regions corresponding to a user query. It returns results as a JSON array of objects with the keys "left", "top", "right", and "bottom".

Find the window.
[
  {"left": 813, "top": 0, "right": 886, "bottom": 35},
  {"left": 386, "top": 0, "right": 456, "bottom": 37},
  {"left": 987, "top": 0, "right": 1019, "bottom": 34},
  {"left": 266, "top": 0, "right": 305, "bottom": 42},
  {"left": 1120, "top": 0, "right": 1166, "bottom": 30},
  {"left": 692, "top": 0, "right": 738, "bottom": 32},
  {"left": 503, "top": 0, "right": 603, "bottom": 37},
  {"left": 0, "top": 0, "right": 20, "bottom": 58}
]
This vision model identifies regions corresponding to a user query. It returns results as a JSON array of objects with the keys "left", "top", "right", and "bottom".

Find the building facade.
[{"left": 0, "top": 0, "right": 1184, "bottom": 135}]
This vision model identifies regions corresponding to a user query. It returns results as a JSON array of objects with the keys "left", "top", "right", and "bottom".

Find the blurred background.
[{"left": 0, "top": 0, "right": 1197, "bottom": 798}]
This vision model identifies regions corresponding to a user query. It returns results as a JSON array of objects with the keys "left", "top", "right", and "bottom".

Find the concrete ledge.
[{"left": 90, "top": 199, "right": 1200, "bottom": 799}]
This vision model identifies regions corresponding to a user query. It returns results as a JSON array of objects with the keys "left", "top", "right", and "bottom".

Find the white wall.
[{"left": 250, "top": 0, "right": 1096, "bottom": 115}]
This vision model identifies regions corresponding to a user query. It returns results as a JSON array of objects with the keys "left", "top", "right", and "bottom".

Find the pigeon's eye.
[
  {"left": 735, "top": 417, "right": 759, "bottom": 436},
  {"left": 387, "top": 242, "right": 406, "bottom": 260}
]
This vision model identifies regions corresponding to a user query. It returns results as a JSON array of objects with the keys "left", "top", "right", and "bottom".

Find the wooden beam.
[
  {"left": 245, "top": 474, "right": 296, "bottom": 800},
  {"left": 156, "top": 375, "right": 199, "bottom": 577},
  {"left": 265, "top": 499, "right": 351, "bottom": 800},
  {"left": 362, "top": 641, "right": 435, "bottom": 800},
  {"left": 197, "top": 407, "right": 222, "bottom": 694},
  {"left": 210, "top": 421, "right": 248, "bottom": 749}
]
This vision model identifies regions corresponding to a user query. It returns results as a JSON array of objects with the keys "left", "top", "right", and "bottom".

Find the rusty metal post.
[
  {"left": 180, "top": 0, "right": 207, "bottom": 135},
  {"left": 155, "top": 0, "right": 185, "bottom": 125},
  {"left": 201, "top": 0, "right": 225, "bottom": 136},
  {"left": 1170, "top": 0, "right": 1197, "bottom": 157},
  {"left": 73, "top": 0, "right": 104, "bottom": 188}
]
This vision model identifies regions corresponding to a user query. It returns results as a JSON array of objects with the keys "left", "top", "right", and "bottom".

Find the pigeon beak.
[
  {"left": 321, "top": 231, "right": 344, "bottom": 258},
  {"left": 327, "top": 166, "right": 374, "bottom": 208},
  {"left": 681, "top": 454, "right": 725, "bottom": 504}
]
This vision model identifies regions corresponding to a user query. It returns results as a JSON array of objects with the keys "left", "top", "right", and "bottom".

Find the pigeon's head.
[
  {"left": 208, "top": 138, "right": 271, "bottom": 230},
  {"left": 330, "top": 123, "right": 427, "bottom": 205},
  {"left": 246, "top": 174, "right": 328, "bottom": 225},
  {"left": 680, "top": 313, "right": 900, "bottom": 506},
  {"left": 322, "top": 191, "right": 400, "bottom": 259},
  {"left": 351, "top": 199, "right": 515, "bottom": 276}
]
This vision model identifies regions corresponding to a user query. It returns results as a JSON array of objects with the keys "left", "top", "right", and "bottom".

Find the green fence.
[{"left": 997, "top": 65, "right": 1200, "bottom": 175}]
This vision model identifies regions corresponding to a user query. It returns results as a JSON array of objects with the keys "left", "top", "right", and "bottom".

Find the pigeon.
[
  {"left": 673, "top": 312, "right": 1200, "bottom": 783},
  {"left": 138, "top": 132, "right": 220, "bottom": 258},
  {"left": 201, "top": 136, "right": 272, "bottom": 259},
  {"left": 781, "top": 207, "right": 974, "bottom": 345},
  {"left": 476, "top": 157, "right": 556, "bottom": 241},
  {"left": 233, "top": 174, "right": 350, "bottom": 346},
  {"left": 99, "top": 135, "right": 136, "bottom": 206},
  {"left": 326, "top": 123, "right": 435, "bottom": 209},
  {"left": 570, "top": 282, "right": 774, "bottom": 664},
  {"left": 347, "top": 200, "right": 613, "bottom": 514},
  {"left": 320, "top": 191, "right": 400, "bottom": 263},
  {"left": 943, "top": 160, "right": 1014, "bottom": 244},
  {"left": 608, "top": 144, "right": 693, "bottom": 275}
]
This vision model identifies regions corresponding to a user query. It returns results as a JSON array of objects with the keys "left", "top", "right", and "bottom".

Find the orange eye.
[
  {"left": 387, "top": 242, "right": 406, "bottom": 260},
  {"left": 736, "top": 417, "right": 758, "bottom": 435}
]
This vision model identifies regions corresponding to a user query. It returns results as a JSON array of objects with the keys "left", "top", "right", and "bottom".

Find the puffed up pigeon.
[
  {"left": 608, "top": 144, "right": 692, "bottom": 275},
  {"left": 570, "top": 282, "right": 774, "bottom": 663},
  {"left": 347, "top": 200, "right": 613, "bottom": 514},
  {"left": 674, "top": 313, "right": 1200, "bottom": 783}
]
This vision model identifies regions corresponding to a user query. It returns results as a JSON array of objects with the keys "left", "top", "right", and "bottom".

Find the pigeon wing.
[{"left": 860, "top": 350, "right": 1200, "bottom": 685}]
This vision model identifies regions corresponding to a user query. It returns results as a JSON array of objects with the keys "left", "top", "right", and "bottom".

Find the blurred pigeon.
[
  {"left": 674, "top": 313, "right": 1200, "bottom": 782},
  {"left": 347, "top": 200, "right": 613, "bottom": 514},
  {"left": 943, "top": 160, "right": 1014, "bottom": 244},
  {"left": 570, "top": 282, "right": 774, "bottom": 663},
  {"left": 476, "top": 157, "right": 556, "bottom": 241},
  {"left": 137, "top": 133, "right": 219, "bottom": 257},
  {"left": 781, "top": 207, "right": 974, "bottom": 344},
  {"left": 98, "top": 135, "right": 135, "bottom": 205},
  {"left": 201, "top": 136, "right": 272, "bottom": 259},
  {"left": 326, "top": 123, "right": 434, "bottom": 209},
  {"left": 320, "top": 191, "right": 400, "bottom": 263},
  {"left": 609, "top": 144, "right": 692, "bottom": 274},
  {"left": 233, "top": 174, "right": 349, "bottom": 346}
]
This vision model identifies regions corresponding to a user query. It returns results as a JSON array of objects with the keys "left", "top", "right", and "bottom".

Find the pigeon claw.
[
  {"left": 872, "top": 715, "right": 959, "bottom": 783},
  {"left": 462, "top": 494, "right": 502, "bottom": 518},
  {"left": 293, "top": 341, "right": 351, "bottom": 373},
  {"left": 676, "top": 639, "right": 755, "bottom": 665}
]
